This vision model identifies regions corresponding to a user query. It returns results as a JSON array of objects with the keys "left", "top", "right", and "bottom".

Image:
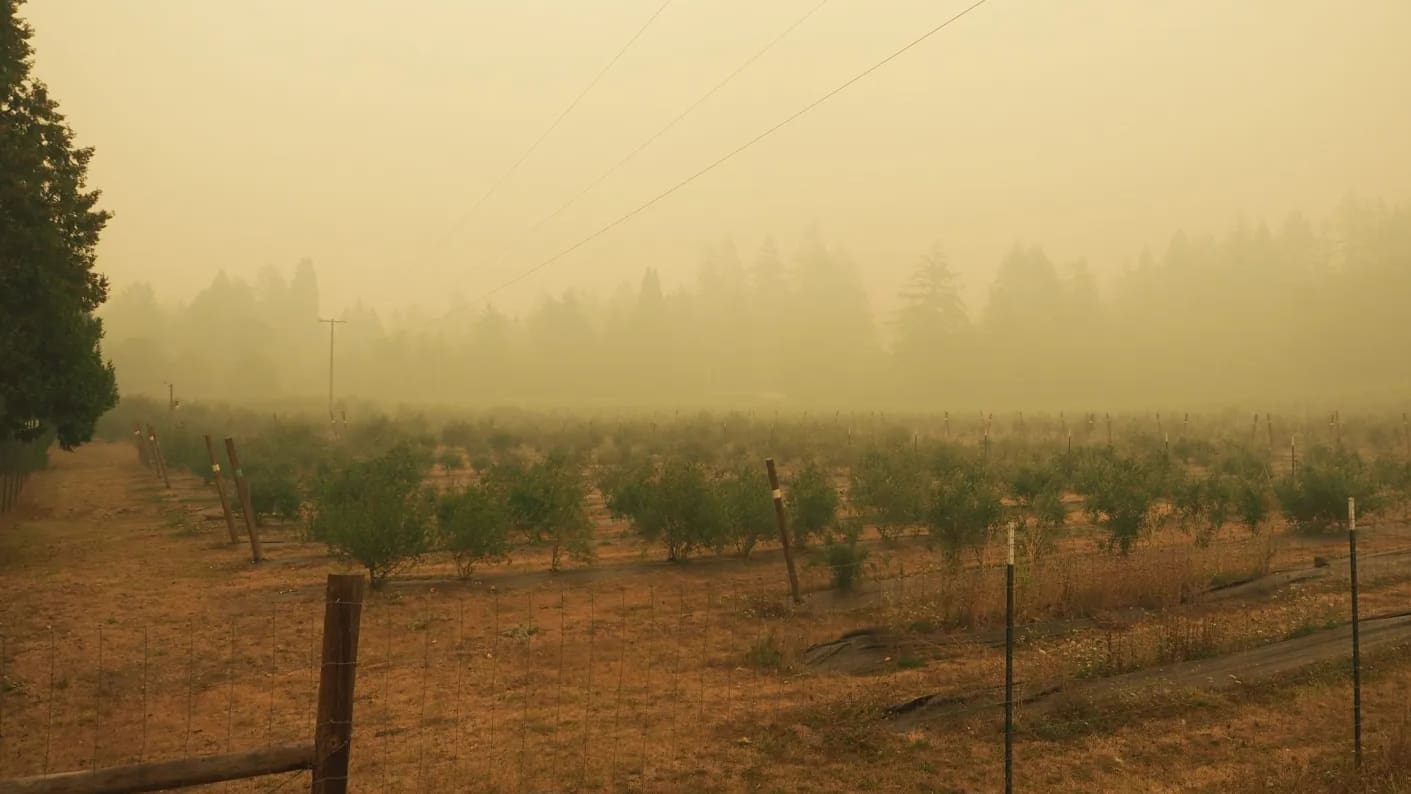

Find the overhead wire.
[
  {"left": 478, "top": 0, "right": 834, "bottom": 280},
  {"left": 473, "top": 0, "right": 989, "bottom": 303},
  {"left": 429, "top": 0, "right": 676, "bottom": 252}
]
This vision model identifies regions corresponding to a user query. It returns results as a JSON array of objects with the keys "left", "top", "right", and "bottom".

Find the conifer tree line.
[{"left": 101, "top": 200, "right": 1411, "bottom": 410}]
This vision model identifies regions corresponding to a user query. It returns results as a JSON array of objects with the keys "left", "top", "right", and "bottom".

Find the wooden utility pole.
[
  {"left": 317, "top": 318, "right": 347, "bottom": 425},
  {"left": 224, "top": 437, "right": 262, "bottom": 562},
  {"left": 313, "top": 573, "right": 366, "bottom": 793},
  {"left": 765, "top": 458, "right": 801, "bottom": 605},
  {"left": 205, "top": 434, "right": 239, "bottom": 544}
]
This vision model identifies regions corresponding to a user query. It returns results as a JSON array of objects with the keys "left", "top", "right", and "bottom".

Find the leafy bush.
[
  {"left": 309, "top": 444, "right": 434, "bottom": 587},
  {"left": 716, "top": 465, "right": 776, "bottom": 557},
  {"left": 1007, "top": 459, "right": 1067, "bottom": 563},
  {"left": 820, "top": 519, "right": 868, "bottom": 591},
  {"left": 245, "top": 462, "right": 302, "bottom": 522},
  {"left": 1275, "top": 449, "right": 1380, "bottom": 532},
  {"left": 623, "top": 460, "right": 726, "bottom": 562},
  {"left": 487, "top": 455, "right": 593, "bottom": 571},
  {"left": 436, "top": 482, "right": 512, "bottom": 578},
  {"left": 437, "top": 449, "right": 465, "bottom": 475},
  {"left": 849, "top": 448, "right": 927, "bottom": 540},
  {"left": 1078, "top": 453, "right": 1158, "bottom": 554},
  {"left": 926, "top": 463, "right": 1004, "bottom": 563},
  {"left": 787, "top": 460, "right": 838, "bottom": 548}
]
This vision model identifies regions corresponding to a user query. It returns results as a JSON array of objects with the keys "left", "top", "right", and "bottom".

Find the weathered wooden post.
[
  {"left": 765, "top": 458, "right": 801, "bottom": 605},
  {"left": 312, "top": 573, "right": 366, "bottom": 793},
  {"left": 223, "top": 437, "right": 262, "bottom": 562},
  {"left": 148, "top": 425, "right": 171, "bottom": 490},
  {"left": 205, "top": 435, "right": 239, "bottom": 544},
  {"left": 133, "top": 422, "right": 151, "bottom": 467}
]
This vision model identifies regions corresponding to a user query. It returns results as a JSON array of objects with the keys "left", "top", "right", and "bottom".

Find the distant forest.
[{"left": 100, "top": 199, "right": 1411, "bottom": 410}]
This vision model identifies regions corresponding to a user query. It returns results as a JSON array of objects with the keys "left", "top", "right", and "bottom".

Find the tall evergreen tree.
[
  {"left": 893, "top": 243, "right": 969, "bottom": 401},
  {"left": 0, "top": 0, "right": 117, "bottom": 447}
]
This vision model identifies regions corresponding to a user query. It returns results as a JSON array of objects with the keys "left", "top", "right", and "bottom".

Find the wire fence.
[{"left": 3, "top": 522, "right": 1409, "bottom": 791}]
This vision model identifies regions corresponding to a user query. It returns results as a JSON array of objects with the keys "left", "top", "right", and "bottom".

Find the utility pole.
[{"left": 317, "top": 318, "right": 347, "bottom": 424}]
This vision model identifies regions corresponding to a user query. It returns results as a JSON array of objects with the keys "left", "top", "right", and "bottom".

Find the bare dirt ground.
[{"left": 1, "top": 442, "right": 1409, "bottom": 792}]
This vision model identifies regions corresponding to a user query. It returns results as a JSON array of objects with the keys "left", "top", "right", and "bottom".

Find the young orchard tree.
[
  {"left": 717, "top": 465, "right": 775, "bottom": 557},
  {"left": 820, "top": 517, "right": 869, "bottom": 592},
  {"left": 488, "top": 456, "right": 594, "bottom": 571},
  {"left": 626, "top": 460, "right": 726, "bottom": 562},
  {"left": 1007, "top": 459, "right": 1067, "bottom": 565},
  {"left": 786, "top": 459, "right": 838, "bottom": 549},
  {"left": 849, "top": 448, "right": 927, "bottom": 541},
  {"left": 1079, "top": 454, "right": 1158, "bottom": 554},
  {"left": 438, "top": 449, "right": 466, "bottom": 477},
  {"left": 926, "top": 463, "right": 1005, "bottom": 565},
  {"left": 436, "top": 482, "right": 512, "bottom": 579},
  {"left": 309, "top": 444, "right": 433, "bottom": 588},
  {"left": 1274, "top": 448, "right": 1381, "bottom": 532},
  {"left": 598, "top": 461, "right": 654, "bottom": 521},
  {"left": 0, "top": 0, "right": 118, "bottom": 449}
]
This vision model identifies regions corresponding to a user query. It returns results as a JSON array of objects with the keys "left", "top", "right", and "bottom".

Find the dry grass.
[{"left": 6, "top": 442, "right": 1411, "bottom": 792}]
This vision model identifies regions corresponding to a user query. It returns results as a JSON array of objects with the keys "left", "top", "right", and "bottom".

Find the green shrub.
[
  {"left": 622, "top": 460, "right": 726, "bottom": 562},
  {"left": 926, "top": 463, "right": 1004, "bottom": 563},
  {"left": 787, "top": 460, "right": 838, "bottom": 548},
  {"left": 1079, "top": 453, "right": 1158, "bottom": 554},
  {"left": 245, "top": 462, "right": 302, "bottom": 522},
  {"left": 849, "top": 448, "right": 927, "bottom": 540},
  {"left": 820, "top": 519, "right": 868, "bottom": 591},
  {"left": 309, "top": 444, "right": 434, "bottom": 587},
  {"left": 716, "top": 465, "right": 776, "bottom": 557},
  {"left": 487, "top": 455, "right": 593, "bottom": 571},
  {"left": 436, "top": 482, "right": 512, "bottom": 578},
  {"left": 1275, "top": 449, "right": 1380, "bottom": 532}
]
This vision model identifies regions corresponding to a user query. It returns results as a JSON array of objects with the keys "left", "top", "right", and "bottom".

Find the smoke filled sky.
[{"left": 26, "top": 0, "right": 1411, "bottom": 316}]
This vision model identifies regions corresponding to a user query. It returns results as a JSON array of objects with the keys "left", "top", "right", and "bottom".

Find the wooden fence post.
[
  {"left": 205, "top": 435, "right": 239, "bottom": 544},
  {"left": 765, "top": 458, "right": 802, "bottom": 605},
  {"left": 147, "top": 425, "right": 171, "bottom": 490},
  {"left": 223, "top": 438, "right": 262, "bottom": 563},
  {"left": 312, "top": 573, "right": 366, "bottom": 794},
  {"left": 133, "top": 423, "right": 151, "bottom": 467}
]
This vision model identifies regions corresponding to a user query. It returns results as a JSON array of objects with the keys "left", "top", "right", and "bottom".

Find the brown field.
[{"left": 2, "top": 442, "right": 1411, "bottom": 792}]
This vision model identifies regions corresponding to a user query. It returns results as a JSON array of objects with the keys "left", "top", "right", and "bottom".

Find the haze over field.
[{"left": 20, "top": 0, "right": 1411, "bottom": 408}]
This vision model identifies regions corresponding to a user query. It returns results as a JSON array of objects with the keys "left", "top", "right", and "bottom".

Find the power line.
[
  {"left": 430, "top": 0, "right": 675, "bottom": 253},
  {"left": 475, "top": 0, "right": 989, "bottom": 303},
  {"left": 479, "top": 0, "right": 833, "bottom": 280}
]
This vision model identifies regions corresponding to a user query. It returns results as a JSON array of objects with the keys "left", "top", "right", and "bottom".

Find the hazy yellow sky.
[{"left": 26, "top": 0, "right": 1411, "bottom": 316}]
